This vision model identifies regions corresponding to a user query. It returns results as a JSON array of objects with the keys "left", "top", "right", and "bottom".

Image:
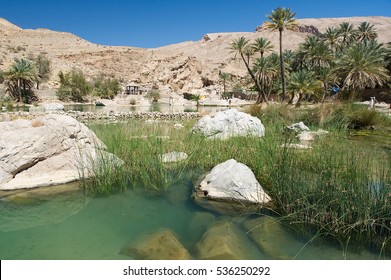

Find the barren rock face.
[{"left": 0, "top": 114, "right": 119, "bottom": 190}]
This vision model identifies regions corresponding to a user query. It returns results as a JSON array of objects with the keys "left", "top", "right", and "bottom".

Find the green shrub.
[
  {"left": 146, "top": 90, "right": 160, "bottom": 102},
  {"left": 92, "top": 75, "right": 120, "bottom": 99},
  {"left": 56, "top": 70, "right": 91, "bottom": 102}
]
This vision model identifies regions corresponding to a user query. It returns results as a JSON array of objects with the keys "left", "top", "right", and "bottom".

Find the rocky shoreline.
[{"left": 0, "top": 110, "right": 200, "bottom": 122}]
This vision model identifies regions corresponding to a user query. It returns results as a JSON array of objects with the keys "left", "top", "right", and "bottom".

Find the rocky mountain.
[{"left": 1, "top": 16, "right": 390, "bottom": 94}]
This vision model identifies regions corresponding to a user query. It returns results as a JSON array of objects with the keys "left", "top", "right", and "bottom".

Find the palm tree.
[
  {"left": 265, "top": 7, "right": 297, "bottom": 100},
  {"left": 252, "top": 37, "right": 274, "bottom": 58},
  {"left": 322, "top": 27, "right": 339, "bottom": 52},
  {"left": 337, "top": 22, "right": 357, "bottom": 48},
  {"left": 335, "top": 42, "right": 390, "bottom": 96},
  {"left": 3, "top": 59, "right": 38, "bottom": 102},
  {"left": 316, "top": 66, "right": 338, "bottom": 103},
  {"left": 356, "top": 22, "right": 377, "bottom": 44},
  {"left": 306, "top": 40, "right": 334, "bottom": 69},
  {"left": 286, "top": 70, "right": 320, "bottom": 106},
  {"left": 230, "top": 37, "right": 269, "bottom": 103},
  {"left": 219, "top": 72, "right": 231, "bottom": 96},
  {"left": 253, "top": 55, "right": 279, "bottom": 102}
]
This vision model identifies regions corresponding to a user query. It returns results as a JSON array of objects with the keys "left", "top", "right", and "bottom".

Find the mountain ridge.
[{"left": 1, "top": 16, "right": 390, "bottom": 94}]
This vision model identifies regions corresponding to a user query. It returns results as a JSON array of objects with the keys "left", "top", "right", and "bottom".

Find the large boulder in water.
[
  {"left": 120, "top": 228, "right": 192, "bottom": 260},
  {"left": 0, "top": 114, "right": 121, "bottom": 190},
  {"left": 192, "top": 159, "right": 272, "bottom": 215},
  {"left": 192, "top": 108, "right": 265, "bottom": 139},
  {"left": 193, "top": 220, "right": 259, "bottom": 259}
]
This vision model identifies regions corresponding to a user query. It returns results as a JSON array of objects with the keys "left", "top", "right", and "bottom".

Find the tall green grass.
[{"left": 84, "top": 104, "right": 391, "bottom": 255}]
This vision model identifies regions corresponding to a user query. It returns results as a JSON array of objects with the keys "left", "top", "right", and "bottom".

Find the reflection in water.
[{"left": 0, "top": 183, "right": 88, "bottom": 232}]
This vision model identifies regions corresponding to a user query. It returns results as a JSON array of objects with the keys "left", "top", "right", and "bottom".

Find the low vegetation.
[{"left": 56, "top": 70, "right": 120, "bottom": 102}]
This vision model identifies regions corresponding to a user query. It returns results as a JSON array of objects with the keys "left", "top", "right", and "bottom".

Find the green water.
[{"left": 0, "top": 180, "right": 384, "bottom": 260}]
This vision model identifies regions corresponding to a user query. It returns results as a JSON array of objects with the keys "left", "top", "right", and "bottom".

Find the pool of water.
[{"left": 0, "top": 180, "right": 384, "bottom": 260}]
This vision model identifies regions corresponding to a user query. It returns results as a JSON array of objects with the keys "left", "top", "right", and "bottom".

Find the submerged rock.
[
  {"left": 192, "top": 159, "right": 272, "bottom": 215},
  {"left": 186, "top": 211, "right": 216, "bottom": 245},
  {"left": 192, "top": 108, "right": 265, "bottom": 139},
  {"left": 242, "top": 216, "right": 364, "bottom": 260},
  {"left": 0, "top": 114, "right": 122, "bottom": 190},
  {"left": 193, "top": 220, "right": 258, "bottom": 260},
  {"left": 120, "top": 228, "right": 192, "bottom": 260}
]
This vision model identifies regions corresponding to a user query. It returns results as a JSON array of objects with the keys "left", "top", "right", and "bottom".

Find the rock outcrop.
[
  {"left": 193, "top": 159, "right": 271, "bottom": 215},
  {"left": 0, "top": 114, "right": 121, "bottom": 190},
  {"left": 192, "top": 109, "right": 265, "bottom": 139}
]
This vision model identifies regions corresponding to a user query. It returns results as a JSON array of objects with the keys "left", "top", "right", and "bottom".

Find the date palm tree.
[
  {"left": 337, "top": 22, "right": 357, "bottom": 48},
  {"left": 356, "top": 22, "right": 377, "bottom": 44},
  {"left": 3, "top": 58, "right": 38, "bottom": 102},
  {"left": 316, "top": 66, "right": 338, "bottom": 103},
  {"left": 286, "top": 69, "right": 320, "bottom": 106},
  {"left": 253, "top": 55, "right": 279, "bottom": 102},
  {"left": 219, "top": 72, "right": 231, "bottom": 96},
  {"left": 322, "top": 27, "right": 339, "bottom": 53},
  {"left": 265, "top": 7, "right": 297, "bottom": 100},
  {"left": 335, "top": 42, "right": 389, "bottom": 96},
  {"left": 230, "top": 37, "right": 268, "bottom": 103},
  {"left": 252, "top": 37, "right": 274, "bottom": 58}
]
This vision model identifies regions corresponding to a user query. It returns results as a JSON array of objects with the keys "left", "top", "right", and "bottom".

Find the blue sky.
[{"left": 1, "top": 0, "right": 391, "bottom": 48}]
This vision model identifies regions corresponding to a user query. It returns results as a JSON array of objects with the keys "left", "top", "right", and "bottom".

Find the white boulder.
[
  {"left": 285, "top": 121, "right": 310, "bottom": 133},
  {"left": 298, "top": 129, "right": 329, "bottom": 142},
  {"left": 161, "top": 151, "right": 188, "bottom": 163},
  {"left": 193, "top": 159, "right": 271, "bottom": 214},
  {"left": 0, "top": 114, "right": 120, "bottom": 190},
  {"left": 192, "top": 109, "right": 265, "bottom": 139}
]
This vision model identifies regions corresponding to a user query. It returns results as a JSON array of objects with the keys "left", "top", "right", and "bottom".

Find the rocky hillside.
[{"left": 1, "top": 16, "right": 390, "bottom": 94}]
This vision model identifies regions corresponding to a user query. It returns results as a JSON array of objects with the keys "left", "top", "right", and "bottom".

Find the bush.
[
  {"left": 146, "top": 90, "right": 160, "bottom": 102},
  {"left": 56, "top": 70, "right": 91, "bottom": 102},
  {"left": 92, "top": 75, "right": 120, "bottom": 99}
]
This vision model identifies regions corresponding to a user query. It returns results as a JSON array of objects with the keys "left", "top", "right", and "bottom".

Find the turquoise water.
[{"left": 0, "top": 180, "right": 384, "bottom": 260}]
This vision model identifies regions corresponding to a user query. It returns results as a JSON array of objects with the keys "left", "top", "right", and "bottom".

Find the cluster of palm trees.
[
  {"left": 230, "top": 7, "right": 391, "bottom": 106},
  {"left": 0, "top": 54, "right": 51, "bottom": 103}
]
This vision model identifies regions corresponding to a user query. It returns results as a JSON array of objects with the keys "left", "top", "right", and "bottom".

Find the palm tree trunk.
[
  {"left": 321, "top": 82, "right": 328, "bottom": 103},
  {"left": 279, "top": 29, "right": 286, "bottom": 101},
  {"left": 295, "top": 93, "right": 303, "bottom": 107},
  {"left": 17, "top": 78, "right": 22, "bottom": 102},
  {"left": 240, "top": 53, "right": 269, "bottom": 105}
]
